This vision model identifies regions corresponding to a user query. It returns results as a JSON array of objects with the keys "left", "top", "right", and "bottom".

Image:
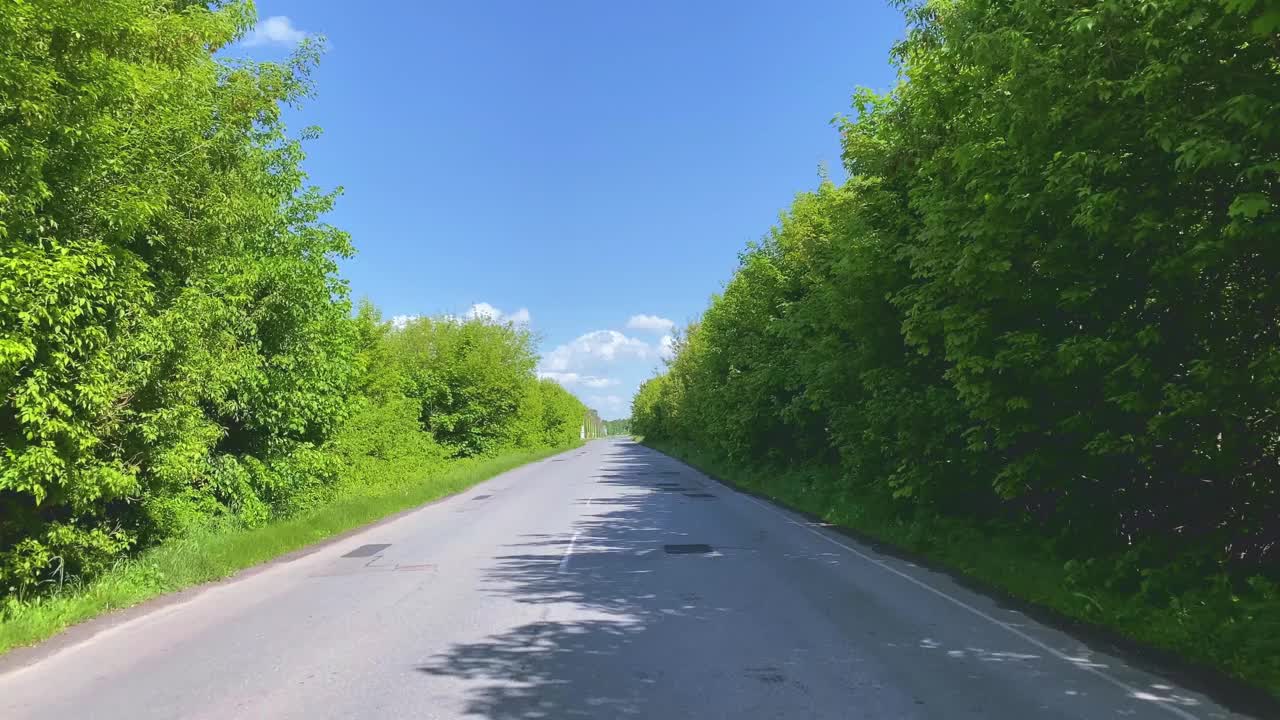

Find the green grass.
[
  {"left": 648, "top": 440, "right": 1280, "bottom": 703},
  {"left": 0, "top": 444, "right": 576, "bottom": 655}
]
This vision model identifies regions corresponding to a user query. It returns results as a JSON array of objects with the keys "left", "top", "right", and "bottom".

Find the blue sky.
[{"left": 233, "top": 1, "right": 905, "bottom": 418}]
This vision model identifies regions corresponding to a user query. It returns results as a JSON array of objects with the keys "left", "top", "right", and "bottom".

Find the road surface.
[{"left": 0, "top": 440, "right": 1250, "bottom": 719}]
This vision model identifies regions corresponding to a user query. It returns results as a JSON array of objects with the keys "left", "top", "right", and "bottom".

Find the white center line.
[
  {"left": 558, "top": 530, "right": 581, "bottom": 574},
  {"left": 559, "top": 463, "right": 598, "bottom": 574}
]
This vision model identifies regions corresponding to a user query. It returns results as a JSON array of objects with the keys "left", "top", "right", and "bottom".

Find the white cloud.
[
  {"left": 587, "top": 394, "right": 629, "bottom": 417},
  {"left": 390, "top": 314, "right": 419, "bottom": 329},
  {"left": 400, "top": 303, "right": 529, "bottom": 327},
  {"left": 626, "top": 314, "right": 676, "bottom": 334},
  {"left": 540, "top": 330, "right": 650, "bottom": 373},
  {"left": 538, "top": 371, "right": 619, "bottom": 389},
  {"left": 658, "top": 334, "right": 676, "bottom": 361},
  {"left": 539, "top": 326, "right": 676, "bottom": 419},
  {"left": 242, "top": 16, "right": 308, "bottom": 48},
  {"left": 538, "top": 371, "right": 581, "bottom": 384},
  {"left": 464, "top": 302, "right": 530, "bottom": 325},
  {"left": 464, "top": 302, "right": 502, "bottom": 321}
]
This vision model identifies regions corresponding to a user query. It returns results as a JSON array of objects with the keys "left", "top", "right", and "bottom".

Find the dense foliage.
[
  {"left": 603, "top": 418, "right": 631, "bottom": 436},
  {"left": 635, "top": 0, "right": 1279, "bottom": 689},
  {"left": 0, "top": 2, "right": 589, "bottom": 605}
]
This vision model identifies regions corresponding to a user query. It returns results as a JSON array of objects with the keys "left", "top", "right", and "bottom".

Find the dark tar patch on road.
[
  {"left": 342, "top": 543, "right": 391, "bottom": 558},
  {"left": 664, "top": 544, "right": 713, "bottom": 555}
]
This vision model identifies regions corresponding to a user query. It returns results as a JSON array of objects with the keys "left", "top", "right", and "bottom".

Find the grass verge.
[
  {"left": 0, "top": 444, "right": 576, "bottom": 656},
  {"left": 646, "top": 440, "right": 1280, "bottom": 711}
]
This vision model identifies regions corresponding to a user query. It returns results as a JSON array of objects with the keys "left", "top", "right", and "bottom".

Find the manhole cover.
[
  {"left": 665, "top": 544, "right": 713, "bottom": 554},
  {"left": 342, "top": 543, "right": 390, "bottom": 558},
  {"left": 683, "top": 492, "right": 716, "bottom": 499}
]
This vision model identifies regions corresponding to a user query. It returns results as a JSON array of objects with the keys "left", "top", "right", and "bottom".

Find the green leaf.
[{"left": 1228, "top": 192, "right": 1272, "bottom": 220}]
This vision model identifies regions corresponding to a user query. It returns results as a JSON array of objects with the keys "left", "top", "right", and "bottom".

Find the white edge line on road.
[{"left": 723, "top": 482, "right": 1202, "bottom": 720}]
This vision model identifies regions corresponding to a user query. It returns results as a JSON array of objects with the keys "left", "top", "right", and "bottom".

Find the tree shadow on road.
[{"left": 414, "top": 440, "right": 728, "bottom": 719}]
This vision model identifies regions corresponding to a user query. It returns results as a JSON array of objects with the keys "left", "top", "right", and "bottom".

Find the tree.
[{"left": 637, "top": 0, "right": 1280, "bottom": 564}]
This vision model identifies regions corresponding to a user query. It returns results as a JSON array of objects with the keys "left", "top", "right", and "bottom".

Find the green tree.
[
  {"left": 540, "top": 379, "right": 589, "bottom": 446},
  {"left": 0, "top": 1, "right": 590, "bottom": 605},
  {"left": 390, "top": 316, "right": 540, "bottom": 457},
  {"left": 0, "top": 0, "right": 355, "bottom": 595},
  {"left": 878, "top": 0, "right": 1280, "bottom": 551},
  {"left": 603, "top": 418, "right": 632, "bottom": 435}
]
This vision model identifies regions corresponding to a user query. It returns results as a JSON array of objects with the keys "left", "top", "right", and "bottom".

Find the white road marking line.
[
  {"left": 712, "top": 473, "right": 1202, "bottom": 720},
  {"left": 559, "top": 472, "right": 597, "bottom": 574},
  {"left": 558, "top": 530, "right": 581, "bottom": 574}
]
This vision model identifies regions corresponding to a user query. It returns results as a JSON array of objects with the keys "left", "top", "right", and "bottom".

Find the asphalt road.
[{"left": 0, "top": 439, "right": 1251, "bottom": 719}]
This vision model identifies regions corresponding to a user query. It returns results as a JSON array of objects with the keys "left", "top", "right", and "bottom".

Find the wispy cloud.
[
  {"left": 242, "top": 16, "right": 308, "bottom": 48},
  {"left": 626, "top": 314, "right": 675, "bottom": 334}
]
